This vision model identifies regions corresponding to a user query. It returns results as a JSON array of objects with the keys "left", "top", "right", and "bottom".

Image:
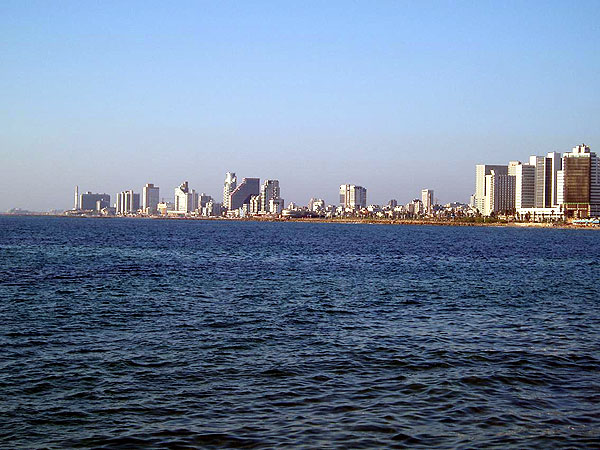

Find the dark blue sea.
[{"left": 1, "top": 216, "right": 599, "bottom": 449}]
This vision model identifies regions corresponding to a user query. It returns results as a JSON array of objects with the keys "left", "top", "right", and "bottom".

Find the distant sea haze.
[{"left": 1, "top": 216, "right": 599, "bottom": 448}]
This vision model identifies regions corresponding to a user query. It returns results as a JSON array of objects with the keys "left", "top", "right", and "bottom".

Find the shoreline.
[{"left": 2, "top": 213, "right": 598, "bottom": 229}]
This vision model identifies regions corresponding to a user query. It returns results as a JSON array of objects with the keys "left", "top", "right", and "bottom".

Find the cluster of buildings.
[
  {"left": 70, "top": 173, "right": 286, "bottom": 218},
  {"left": 223, "top": 173, "right": 285, "bottom": 215},
  {"left": 70, "top": 172, "right": 454, "bottom": 220},
  {"left": 74, "top": 142, "right": 600, "bottom": 223},
  {"left": 473, "top": 144, "right": 600, "bottom": 220}
]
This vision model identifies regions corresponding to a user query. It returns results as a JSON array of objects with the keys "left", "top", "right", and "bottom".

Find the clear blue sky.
[{"left": 1, "top": 0, "right": 599, "bottom": 210}]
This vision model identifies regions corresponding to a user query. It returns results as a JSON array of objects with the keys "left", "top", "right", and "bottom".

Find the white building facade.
[
  {"left": 142, "top": 183, "right": 160, "bottom": 214},
  {"left": 340, "top": 184, "right": 367, "bottom": 209},
  {"left": 223, "top": 172, "right": 237, "bottom": 210}
]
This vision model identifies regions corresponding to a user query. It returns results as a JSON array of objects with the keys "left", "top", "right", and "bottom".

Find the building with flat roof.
[
  {"left": 421, "top": 189, "right": 434, "bottom": 215},
  {"left": 562, "top": 144, "right": 600, "bottom": 218},
  {"left": 474, "top": 164, "right": 508, "bottom": 213},
  {"left": 515, "top": 163, "right": 535, "bottom": 212},
  {"left": 142, "top": 183, "right": 160, "bottom": 214},
  {"left": 484, "top": 170, "right": 515, "bottom": 216},
  {"left": 80, "top": 192, "right": 110, "bottom": 211},
  {"left": 340, "top": 184, "right": 367, "bottom": 209},
  {"left": 116, "top": 190, "right": 140, "bottom": 215}
]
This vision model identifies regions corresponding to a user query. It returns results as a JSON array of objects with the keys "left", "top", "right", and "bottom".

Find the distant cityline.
[
  {"left": 67, "top": 172, "right": 452, "bottom": 220},
  {"left": 62, "top": 142, "right": 599, "bottom": 223}
]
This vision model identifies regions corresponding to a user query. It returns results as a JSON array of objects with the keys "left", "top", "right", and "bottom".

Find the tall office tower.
[
  {"left": 223, "top": 172, "right": 237, "bottom": 210},
  {"left": 514, "top": 163, "right": 536, "bottom": 211},
  {"left": 531, "top": 152, "right": 562, "bottom": 208},
  {"left": 229, "top": 178, "right": 260, "bottom": 210},
  {"left": 116, "top": 190, "right": 140, "bottom": 214},
  {"left": 484, "top": 169, "right": 515, "bottom": 216},
  {"left": 421, "top": 189, "right": 434, "bottom": 215},
  {"left": 562, "top": 144, "right": 600, "bottom": 218},
  {"left": 80, "top": 192, "right": 111, "bottom": 211},
  {"left": 174, "top": 181, "right": 198, "bottom": 213},
  {"left": 546, "top": 152, "right": 562, "bottom": 206},
  {"left": 260, "top": 180, "right": 281, "bottom": 213},
  {"left": 533, "top": 155, "right": 549, "bottom": 207},
  {"left": 74, "top": 186, "right": 79, "bottom": 210},
  {"left": 339, "top": 184, "right": 367, "bottom": 209},
  {"left": 474, "top": 165, "right": 508, "bottom": 212},
  {"left": 142, "top": 183, "right": 160, "bottom": 214}
]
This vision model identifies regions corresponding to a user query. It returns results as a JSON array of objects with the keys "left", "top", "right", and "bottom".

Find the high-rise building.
[
  {"left": 174, "top": 181, "right": 198, "bottom": 213},
  {"left": 546, "top": 152, "right": 562, "bottom": 206},
  {"left": 562, "top": 144, "right": 600, "bottom": 218},
  {"left": 339, "top": 184, "right": 367, "bottom": 209},
  {"left": 484, "top": 169, "right": 515, "bottom": 216},
  {"left": 260, "top": 180, "right": 281, "bottom": 213},
  {"left": 116, "top": 190, "right": 140, "bottom": 215},
  {"left": 474, "top": 165, "right": 508, "bottom": 212},
  {"left": 74, "top": 186, "right": 79, "bottom": 210},
  {"left": 80, "top": 192, "right": 110, "bottom": 211},
  {"left": 229, "top": 178, "right": 260, "bottom": 210},
  {"left": 142, "top": 183, "right": 160, "bottom": 214},
  {"left": 421, "top": 189, "right": 434, "bottom": 215},
  {"left": 530, "top": 152, "right": 562, "bottom": 208},
  {"left": 514, "top": 163, "right": 536, "bottom": 211},
  {"left": 223, "top": 172, "right": 237, "bottom": 210}
]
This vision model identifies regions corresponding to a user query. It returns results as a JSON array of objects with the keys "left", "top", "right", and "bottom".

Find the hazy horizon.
[{"left": 2, "top": 1, "right": 599, "bottom": 211}]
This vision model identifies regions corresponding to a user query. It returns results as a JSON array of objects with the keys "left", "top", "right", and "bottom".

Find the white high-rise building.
[
  {"left": 260, "top": 180, "right": 282, "bottom": 214},
  {"left": 530, "top": 153, "right": 562, "bottom": 208},
  {"left": 515, "top": 163, "right": 536, "bottom": 212},
  {"left": 340, "top": 184, "right": 367, "bottom": 209},
  {"left": 174, "top": 181, "right": 198, "bottom": 213},
  {"left": 74, "top": 186, "right": 79, "bottom": 210},
  {"left": 484, "top": 169, "right": 515, "bottom": 216},
  {"left": 142, "top": 183, "right": 160, "bottom": 214},
  {"left": 474, "top": 164, "right": 508, "bottom": 213},
  {"left": 421, "top": 189, "right": 434, "bottom": 215},
  {"left": 547, "top": 152, "right": 562, "bottom": 206},
  {"left": 223, "top": 172, "right": 237, "bottom": 210},
  {"left": 116, "top": 190, "right": 140, "bottom": 215}
]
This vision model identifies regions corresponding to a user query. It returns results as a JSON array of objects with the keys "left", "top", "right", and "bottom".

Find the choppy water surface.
[{"left": 1, "top": 216, "right": 599, "bottom": 448}]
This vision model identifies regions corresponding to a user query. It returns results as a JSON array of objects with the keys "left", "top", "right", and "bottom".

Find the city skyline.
[
  {"left": 2, "top": 1, "right": 600, "bottom": 211},
  {"left": 10, "top": 139, "right": 597, "bottom": 213}
]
